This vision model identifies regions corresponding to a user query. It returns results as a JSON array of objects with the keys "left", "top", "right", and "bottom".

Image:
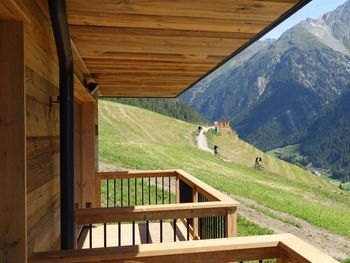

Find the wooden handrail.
[
  {"left": 175, "top": 169, "right": 237, "bottom": 202},
  {"left": 76, "top": 201, "right": 236, "bottom": 225},
  {"left": 28, "top": 234, "right": 339, "bottom": 263},
  {"left": 96, "top": 170, "right": 176, "bottom": 180}
]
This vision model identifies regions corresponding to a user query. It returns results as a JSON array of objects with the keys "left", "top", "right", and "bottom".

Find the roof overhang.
[{"left": 67, "top": 0, "right": 311, "bottom": 98}]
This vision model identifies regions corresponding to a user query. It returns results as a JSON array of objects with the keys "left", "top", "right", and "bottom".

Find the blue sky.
[{"left": 262, "top": 0, "right": 348, "bottom": 39}]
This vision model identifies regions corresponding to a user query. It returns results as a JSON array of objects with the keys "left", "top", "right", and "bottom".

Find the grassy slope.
[
  {"left": 99, "top": 100, "right": 350, "bottom": 238},
  {"left": 207, "top": 130, "right": 322, "bottom": 185}
]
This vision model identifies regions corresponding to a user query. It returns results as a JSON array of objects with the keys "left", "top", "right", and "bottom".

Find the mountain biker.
[{"left": 214, "top": 145, "right": 219, "bottom": 156}]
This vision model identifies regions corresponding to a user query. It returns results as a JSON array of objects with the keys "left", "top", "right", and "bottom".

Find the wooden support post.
[
  {"left": 175, "top": 176, "right": 180, "bottom": 204},
  {"left": 192, "top": 187, "right": 199, "bottom": 239},
  {"left": 276, "top": 250, "right": 290, "bottom": 263},
  {"left": 225, "top": 207, "right": 237, "bottom": 237},
  {"left": 81, "top": 102, "right": 96, "bottom": 208},
  {"left": 0, "top": 20, "right": 26, "bottom": 263}
]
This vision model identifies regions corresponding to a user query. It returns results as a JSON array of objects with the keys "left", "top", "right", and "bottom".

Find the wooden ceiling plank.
[
  {"left": 75, "top": 53, "right": 226, "bottom": 63},
  {"left": 70, "top": 27, "right": 248, "bottom": 57},
  {"left": 67, "top": 0, "right": 296, "bottom": 21},
  {"left": 70, "top": 25, "right": 260, "bottom": 39},
  {"left": 68, "top": 12, "right": 273, "bottom": 34}
]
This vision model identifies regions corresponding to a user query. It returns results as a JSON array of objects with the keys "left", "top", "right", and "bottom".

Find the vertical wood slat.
[
  {"left": 81, "top": 102, "right": 96, "bottom": 207},
  {"left": 0, "top": 20, "right": 26, "bottom": 263},
  {"left": 192, "top": 186, "right": 199, "bottom": 239}
]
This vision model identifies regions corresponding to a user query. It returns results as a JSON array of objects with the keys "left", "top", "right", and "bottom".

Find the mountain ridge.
[{"left": 182, "top": 0, "right": 350, "bottom": 177}]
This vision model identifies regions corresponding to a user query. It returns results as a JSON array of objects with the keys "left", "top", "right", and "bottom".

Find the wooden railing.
[
  {"left": 28, "top": 169, "right": 338, "bottom": 262},
  {"left": 76, "top": 169, "right": 238, "bottom": 248},
  {"left": 29, "top": 234, "right": 339, "bottom": 263}
]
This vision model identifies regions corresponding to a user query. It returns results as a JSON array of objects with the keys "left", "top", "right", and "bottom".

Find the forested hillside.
[{"left": 301, "top": 90, "right": 350, "bottom": 182}]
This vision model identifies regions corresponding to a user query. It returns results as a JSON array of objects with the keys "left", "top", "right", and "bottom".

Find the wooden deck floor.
[{"left": 78, "top": 221, "right": 191, "bottom": 249}]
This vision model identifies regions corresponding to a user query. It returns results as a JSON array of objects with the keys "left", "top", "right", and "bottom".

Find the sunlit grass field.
[{"left": 99, "top": 100, "right": 350, "bottom": 238}]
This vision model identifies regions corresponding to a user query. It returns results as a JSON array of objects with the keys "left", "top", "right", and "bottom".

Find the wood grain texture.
[
  {"left": 81, "top": 103, "right": 97, "bottom": 208},
  {"left": 0, "top": 20, "right": 26, "bottom": 263},
  {"left": 75, "top": 102, "right": 83, "bottom": 209},
  {"left": 28, "top": 233, "right": 340, "bottom": 263},
  {"left": 66, "top": 0, "right": 304, "bottom": 97},
  {"left": 76, "top": 202, "right": 236, "bottom": 225}
]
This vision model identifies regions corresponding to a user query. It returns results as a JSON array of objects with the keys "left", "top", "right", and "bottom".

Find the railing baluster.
[
  {"left": 173, "top": 219, "right": 177, "bottom": 242},
  {"left": 121, "top": 179, "right": 123, "bottom": 207},
  {"left": 208, "top": 217, "right": 212, "bottom": 239},
  {"left": 142, "top": 178, "right": 144, "bottom": 205},
  {"left": 160, "top": 220, "right": 163, "bottom": 243},
  {"left": 113, "top": 179, "right": 116, "bottom": 207},
  {"left": 106, "top": 179, "right": 109, "bottom": 207},
  {"left": 168, "top": 177, "right": 171, "bottom": 204},
  {"left": 135, "top": 178, "right": 137, "bottom": 205},
  {"left": 187, "top": 219, "right": 190, "bottom": 241},
  {"left": 155, "top": 177, "right": 158, "bottom": 204},
  {"left": 220, "top": 216, "right": 223, "bottom": 238},
  {"left": 148, "top": 177, "right": 151, "bottom": 205},
  {"left": 89, "top": 224, "right": 92, "bottom": 248},
  {"left": 118, "top": 222, "right": 121, "bottom": 246},
  {"left": 146, "top": 221, "right": 150, "bottom": 244},
  {"left": 132, "top": 221, "right": 135, "bottom": 245},
  {"left": 162, "top": 177, "right": 164, "bottom": 204},
  {"left": 128, "top": 178, "right": 130, "bottom": 207},
  {"left": 104, "top": 223, "right": 107, "bottom": 247},
  {"left": 224, "top": 216, "right": 226, "bottom": 238}
]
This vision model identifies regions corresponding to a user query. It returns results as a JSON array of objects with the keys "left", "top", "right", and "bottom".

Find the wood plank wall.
[
  {"left": 0, "top": 20, "right": 26, "bottom": 263},
  {"left": 0, "top": 0, "right": 98, "bottom": 259}
]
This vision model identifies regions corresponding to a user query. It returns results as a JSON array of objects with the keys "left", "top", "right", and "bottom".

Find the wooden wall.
[
  {"left": 0, "top": 0, "right": 98, "bottom": 260},
  {"left": 0, "top": 20, "right": 26, "bottom": 263}
]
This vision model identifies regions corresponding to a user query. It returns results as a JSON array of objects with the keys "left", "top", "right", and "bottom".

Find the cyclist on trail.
[
  {"left": 253, "top": 157, "right": 263, "bottom": 169},
  {"left": 214, "top": 145, "right": 219, "bottom": 156}
]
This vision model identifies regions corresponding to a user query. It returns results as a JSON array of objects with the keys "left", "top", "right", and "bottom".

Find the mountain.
[
  {"left": 103, "top": 97, "right": 208, "bottom": 125},
  {"left": 301, "top": 89, "right": 350, "bottom": 181},
  {"left": 182, "top": 1, "right": 350, "bottom": 174}
]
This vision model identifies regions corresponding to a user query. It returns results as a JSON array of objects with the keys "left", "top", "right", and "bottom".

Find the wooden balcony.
[
  {"left": 78, "top": 169, "right": 238, "bottom": 248},
  {"left": 29, "top": 170, "right": 338, "bottom": 262}
]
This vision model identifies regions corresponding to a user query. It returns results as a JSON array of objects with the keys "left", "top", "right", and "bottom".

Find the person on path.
[
  {"left": 197, "top": 125, "right": 202, "bottom": 135},
  {"left": 214, "top": 145, "right": 219, "bottom": 156}
]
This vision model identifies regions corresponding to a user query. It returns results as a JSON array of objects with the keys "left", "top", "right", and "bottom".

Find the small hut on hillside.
[{"left": 215, "top": 121, "right": 231, "bottom": 130}]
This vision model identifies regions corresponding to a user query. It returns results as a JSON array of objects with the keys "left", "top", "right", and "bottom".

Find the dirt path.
[
  {"left": 197, "top": 127, "right": 230, "bottom": 162},
  {"left": 197, "top": 127, "right": 213, "bottom": 153},
  {"left": 195, "top": 131, "right": 350, "bottom": 260},
  {"left": 228, "top": 193, "right": 350, "bottom": 259},
  {"left": 99, "top": 161, "right": 350, "bottom": 259}
]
